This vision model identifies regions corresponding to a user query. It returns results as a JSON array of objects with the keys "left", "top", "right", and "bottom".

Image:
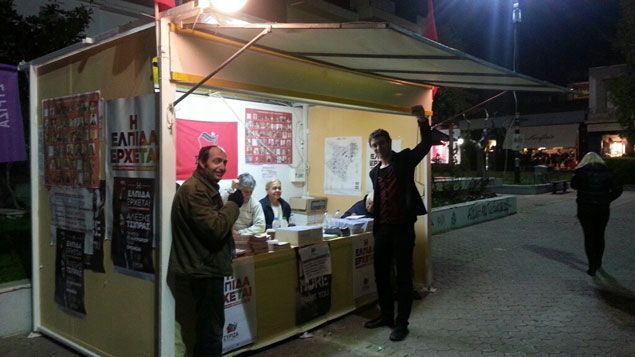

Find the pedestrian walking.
[{"left": 570, "top": 151, "right": 622, "bottom": 276}]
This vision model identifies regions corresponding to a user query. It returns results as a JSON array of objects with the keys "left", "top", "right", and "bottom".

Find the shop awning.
[{"left": 180, "top": 22, "right": 568, "bottom": 93}]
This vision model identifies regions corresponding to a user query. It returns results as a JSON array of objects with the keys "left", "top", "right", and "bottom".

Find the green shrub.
[
  {"left": 606, "top": 157, "right": 635, "bottom": 185},
  {"left": 0, "top": 215, "right": 31, "bottom": 283}
]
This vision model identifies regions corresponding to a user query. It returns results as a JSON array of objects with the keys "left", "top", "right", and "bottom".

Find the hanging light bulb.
[{"left": 211, "top": 0, "right": 247, "bottom": 13}]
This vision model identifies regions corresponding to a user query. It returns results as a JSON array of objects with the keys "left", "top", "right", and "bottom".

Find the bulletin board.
[{"left": 33, "top": 27, "right": 157, "bottom": 356}]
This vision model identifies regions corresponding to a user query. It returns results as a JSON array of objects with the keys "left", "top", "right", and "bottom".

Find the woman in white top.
[
  {"left": 228, "top": 173, "right": 266, "bottom": 236},
  {"left": 259, "top": 178, "right": 292, "bottom": 229}
]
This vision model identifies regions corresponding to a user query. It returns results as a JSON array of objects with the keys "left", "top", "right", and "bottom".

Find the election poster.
[
  {"left": 175, "top": 118, "right": 238, "bottom": 180},
  {"left": 42, "top": 91, "right": 102, "bottom": 188},
  {"left": 222, "top": 257, "right": 257, "bottom": 354},
  {"left": 54, "top": 228, "right": 86, "bottom": 316},
  {"left": 85, "top": 181, "right": 106, "bottom": 272},
  {"left": 111, "top": 177, "right": 155, "bottom": 278},
  {"left": 108, "top": 95, "right": 158, "bottom": 173},
  {"left": 49, "top": 187, "right": 95, "bottom": 255},
  {"left": 351, "top": 232, "right": 376, "bottom": 303},
  {"left": 296, "top": 243, "right": 332, "bottom": 325},
  {"left": 244, "top": 108, "right": 293, "bottom": 165}
]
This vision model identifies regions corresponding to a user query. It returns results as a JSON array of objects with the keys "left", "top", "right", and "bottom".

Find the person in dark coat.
[
  {"left": 341, "top": 192, "right": 374, "bottom": 218},
  {"left": 259, "top": 178, "right": 292, "bottom": 229},
  {"left": 170, "top": 145, "right": 243, "bottom": 356},
  {"left": 570, "top": 152, "right": 622, "bottom": 276},
  {"left": 363, "top": 105, "right": 431, "bottom": 342}
]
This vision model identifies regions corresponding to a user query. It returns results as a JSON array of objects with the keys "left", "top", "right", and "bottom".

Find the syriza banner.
[
  {"left": 222, "top": 257, "right": 257, "bottom": 354},
  {"left": 176, "top": 119, "right": 238, "bottom": 180},
  {"left": 0, "top": 64, "right": 26, "bottom": 163},
  {"left": 351, "top": 232, "right": 376, "bottom": 303}
]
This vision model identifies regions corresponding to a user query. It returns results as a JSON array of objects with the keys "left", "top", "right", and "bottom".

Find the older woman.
[
  {"left": 230, "top": 173, "right": 266, "bottom": 236},
  {"left": 570, "top": 152, "right": 622, "bottom": 276},
  {"left": 259, "top": 178, "right": 292, "bottom": 229}
]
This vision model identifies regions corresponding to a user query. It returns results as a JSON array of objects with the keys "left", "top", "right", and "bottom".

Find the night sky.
[{"left": 399, "top": 0, "right": 624, "bottom": 86}]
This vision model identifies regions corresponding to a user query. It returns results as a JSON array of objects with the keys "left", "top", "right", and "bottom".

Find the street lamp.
[{"left": 512, "top": 0, "right": 522, "bottom": 183}]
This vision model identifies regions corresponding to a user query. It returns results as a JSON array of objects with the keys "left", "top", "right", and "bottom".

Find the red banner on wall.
[{"left": 176, "top": 119, "right": 238, "bottom": 180}]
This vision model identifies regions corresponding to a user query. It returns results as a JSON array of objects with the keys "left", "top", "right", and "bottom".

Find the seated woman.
[
  {"left": 228, "top": 173, "right": 266, "bottom": 236},
  {"left": 259, "top": 178, "right": 292, "bottom": 229}
]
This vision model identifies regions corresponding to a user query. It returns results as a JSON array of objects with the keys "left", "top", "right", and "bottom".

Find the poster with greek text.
[
  {"left": 49, "top": 187, "right": 94, "bottom": 255},
  {"left": 351, "top": 233, "right": 376, "bottom": 302},
  {"left": 111, "top": 177, "right": 155, "bottom": 279},
  {"left": 296, "top": 243, "right": 332, "bottom": 325},
  {"left": 85, "top": 181, "right": 105, "bottom": 272},
  {"left": 222, "top": 257, "right": 257, "bottom": 354},
  {"left": 107, "top": 95, "right": 158, "bottom": 174},
  {"left": 244, "top": 108, "right": 293, "bottom": 164},
  {"left": 324, "top": 137, "right": 362, "bottom": 196},
  {"left": 54, "top": 228, "right": 86, "bottom": 316},
  {"left": 43, "top": 91, "right": 101, "bottom": 188}
]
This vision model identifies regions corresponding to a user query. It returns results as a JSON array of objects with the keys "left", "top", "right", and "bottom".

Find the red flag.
[
  {"left": 155, "top": 0, "right": 175, "bottom": 12},
  {"left": 176, "top": 119, "right": 238, "bottom": 180},
  {"left": 425, "top": 0, "right": 439, "bottom": 97}
]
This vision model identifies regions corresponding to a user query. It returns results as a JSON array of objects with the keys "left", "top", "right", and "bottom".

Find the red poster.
[
  {"left": 176, "top": 119, "right": 238, "bottom": 180},
  {"left": 43, "top": 92, "right": 102, "bottom": 188},
  {"left": 244, "top": 108, "right": 293, "bottom": 164}
]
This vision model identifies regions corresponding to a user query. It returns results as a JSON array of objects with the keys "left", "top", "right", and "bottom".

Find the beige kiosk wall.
[
  {"left": 306, "top": 105, "right": 431, "bottom": 285},
  {"left": 35, "top": 28, "right": 157, "bottom": 356}
]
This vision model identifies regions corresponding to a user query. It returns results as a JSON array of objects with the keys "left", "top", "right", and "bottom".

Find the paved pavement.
[{"left": 2, "top": 192, "right": 634, "bottom": 356}]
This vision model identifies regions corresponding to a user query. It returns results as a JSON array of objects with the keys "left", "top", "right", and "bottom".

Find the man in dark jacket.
[
  {"left": 170, "top": 145, "right": 244, "bottom": 356},
  {"left": 364, "top": 105, "right": 432, "bottom": 341},
  {"left": 570, "top": 151, "right": 622, "bottom": 276}
]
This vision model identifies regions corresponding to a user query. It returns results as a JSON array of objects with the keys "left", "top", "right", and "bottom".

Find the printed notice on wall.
[
  {"left": 296, "top": 243, "right": 332, "bottom": 325},
  {"left": 111, "top": 177, "right": 155, "bottom": 279},
  {"left": 54, "top": 228, "right": 86, "bottom": 316},
  {"left": 244, "top": 108, "right": 293, "bottom": 164},
  {"left": 43, "top": 91, "right": 102, "bottom": 188}
]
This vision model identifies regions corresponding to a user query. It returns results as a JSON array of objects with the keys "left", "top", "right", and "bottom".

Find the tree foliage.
[
  {"left": 0, "top": 0, "right": 92, "bottom": 65},
  {"left": 609, "top": 0, "right": 635, "bottom": 144}
]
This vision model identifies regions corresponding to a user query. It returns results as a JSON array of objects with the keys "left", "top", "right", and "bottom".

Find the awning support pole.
[
  {"left": 172, "top": 25, "right": 272, "bottom": 107},
  {"left": 433, "top": 90, "right": 508, "bottom": 128}
]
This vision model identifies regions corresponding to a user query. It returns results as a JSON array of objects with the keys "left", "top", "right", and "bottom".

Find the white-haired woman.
[
  {"left": 259, "top": 178, "right": 292, "bottom": 229},
  {"left": 229, "top": 173, "right": 266, "bottom": 236},
  {"left": 570, "top": 152, "right": 622, "bottom": 276}
]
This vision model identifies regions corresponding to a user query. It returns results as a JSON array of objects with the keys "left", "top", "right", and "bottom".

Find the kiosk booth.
[{"left": 27, "top": 3, "right": 566, "bottom": 356}]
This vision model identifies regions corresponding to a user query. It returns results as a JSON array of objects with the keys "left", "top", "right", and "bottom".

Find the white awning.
[
  {"left": 504, "top": 124, "right": 579, "bottom": 149},
  {"left": 184, "top": 22, "right": 568, "bottom": 93}
]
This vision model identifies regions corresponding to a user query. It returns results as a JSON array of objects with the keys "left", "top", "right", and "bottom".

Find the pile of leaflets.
[{"left": 249, "top": 234, "right": 269, "bottom": 254}]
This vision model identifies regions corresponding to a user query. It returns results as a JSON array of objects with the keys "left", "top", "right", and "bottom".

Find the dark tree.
[
  {"left": 0, "top": 0, "right": 92, "bottom": 208},
  {"left": 609, "top": 0, "right": 635, "bottom": 147}
]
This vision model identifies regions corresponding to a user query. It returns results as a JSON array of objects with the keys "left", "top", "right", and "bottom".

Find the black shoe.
[
  {"left": 364, "top": 317, "right": 394, "bottom": 329},
  {"left": 587, "top": 268, "right": 596, "bottom": 277},
  {"left": 389, "top": 325, "right": 409, "bottom": 341}
]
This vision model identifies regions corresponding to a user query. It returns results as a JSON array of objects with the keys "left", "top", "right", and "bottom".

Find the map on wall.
[
  {"left": 244, "top": 108, "right": 293, "bottom": 164},
  {"left": 324, "top": 136, "right": 362, "bottom": 196}
]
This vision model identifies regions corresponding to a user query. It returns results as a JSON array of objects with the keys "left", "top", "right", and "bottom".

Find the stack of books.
[
  {"left": 249, "top": 234, "right": 269, "bottom": 255},
  {"left": 267, "top": 239, "right": 291, "bottom": 252}
]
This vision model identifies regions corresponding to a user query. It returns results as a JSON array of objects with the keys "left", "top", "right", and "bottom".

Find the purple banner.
[{"left": 0, "top": 64, "right": 27, "bottom": 163}]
